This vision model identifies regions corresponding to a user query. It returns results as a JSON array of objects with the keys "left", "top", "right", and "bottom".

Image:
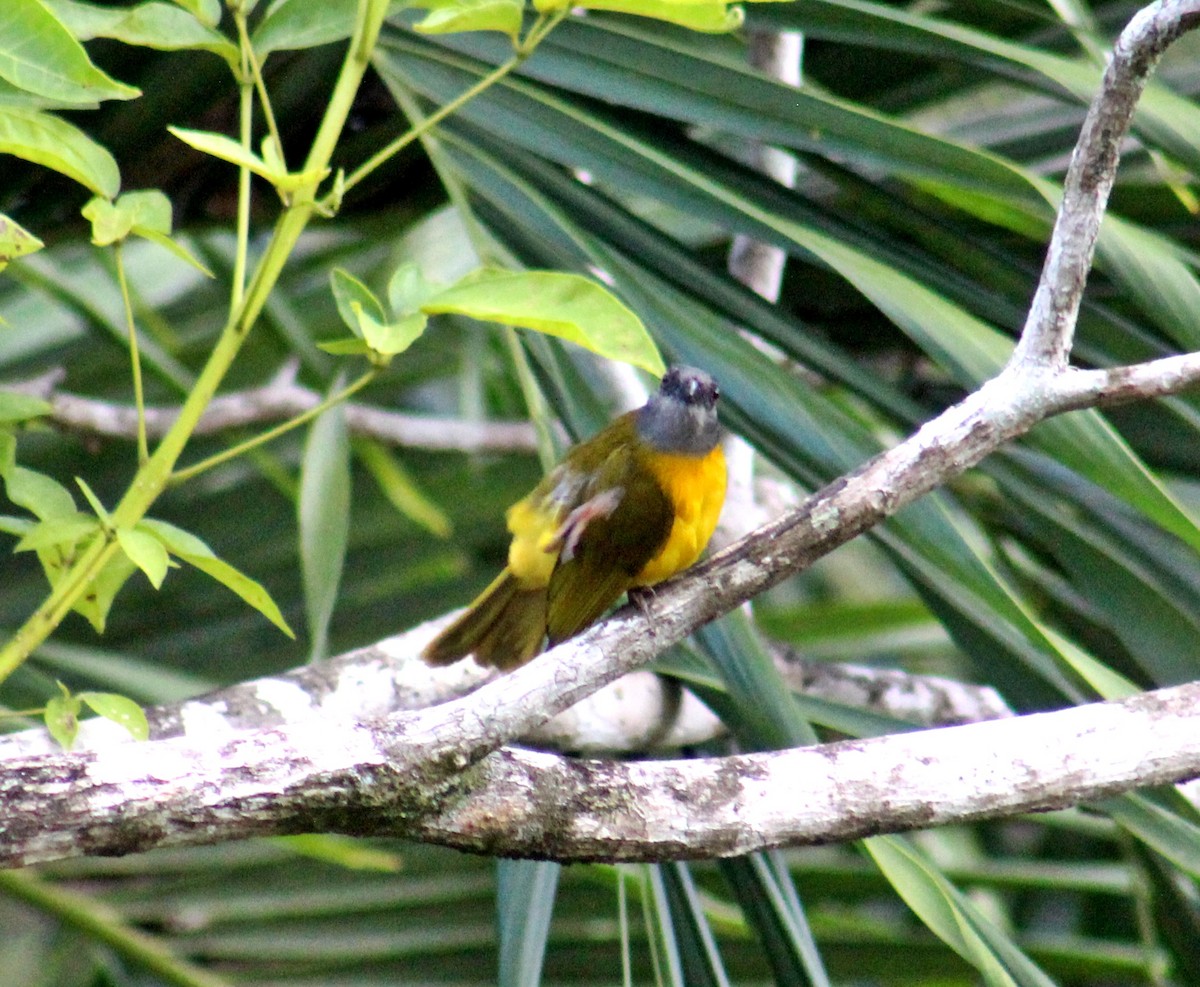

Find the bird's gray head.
[{"left": 636, "top": 366, "right": 722, "bottom": 455}]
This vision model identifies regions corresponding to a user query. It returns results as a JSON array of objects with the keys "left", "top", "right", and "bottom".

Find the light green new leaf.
[
  {"left": 82, "top": 190, "right": 212, "bottom": 274},
  {"left": 13, "top": 513, "right": 100, "bottom": 553},
  {"left": 354, "top": 305, "right": 427, "bottom": 356},
  {"left": 82, "top": 196, "right": 135, "bottom": 245},
  {"left": 168, "top": 127, "right": 287, "bottom": 184},
  {"left": 74, "top": 475, "right": 111, "bottom": 525},
  {"left": 171, "top": 0, "right": 222, "bottom": 29},
  {"left": 0, "top": 516, "right": 32, "bottom": 538},
  {"left": 565, "top": 0, "right": 743, "bottom": 32},
  {"left": 412, "top": 0, "right": 523, "bottom": 42},
  {"left": 73, "top": 549, "right": 137, "bottom": 633},
  {"left": 2, "top": 465, "right": 77, "bottom": 521},
  {"left": 0, "top": 106, "right": 120, "bottom": 197},
  {"left": 78, "top": 691, "right": 150, "bottom": 741},
  {"left": 0, "top": 0, "right": 139, "bottom": 104},
  {"left": 0, "top": 390, "right": 50, "bottom": 423},
  {"left": 0, "top": 213, "right": 44, "bottom": 272},
  {"left": 117, "top": 526, "right": 171, "bottom": 589},
  {"left": 45, "top": 0, "right": 238, "bottom": 67},
  {"left": 387, "top": 261, "right": 440, "bottom": 315},
  {"left": 140, "top": 518, "right": 295, "bottom": 637},
  {"left": 132, "top": 227, "right": 213, "bottom": 276},
  {"left": 330, "top": 267, "right": 386, "bottom": 337},
  {"left": 317, "top": 337, "right": 373, "bottom": 356},
  {"left": 44, "top": 685, "right": 81, "bottom": 751},
  {"left": 866, "top": 835, "right": 1057, "bottom": 987},
  {"left": 115, "top": 188, "right": 172, "bottom": 235},
  {"left": 299, "top": 402, "right": 350, "bottom": 660},
  {"left": 422, "top": 268, "right": 665, "bottom": 375},
  {"left": 252, "top": 0, "right": 358, "bottom": 55}
]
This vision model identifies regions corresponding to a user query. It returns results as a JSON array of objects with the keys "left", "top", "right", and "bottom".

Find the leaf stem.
[
  {"left": 114, "top": 243, "right": 149, "bottom": 465},
  {"left": 0, "top": 0, "right": 392, "bottom": 680},
  {"left": 230, "top": 14, "right": 255, "bottom": 312},
  {"left": 328, "top": 42, "right": 535, "bottom": 207},
  {"left": 170, "top": 367, "right": 379, "bottom": 485},
  {"left": 234, "top": 9, "right": 286, "bottom": 172}
]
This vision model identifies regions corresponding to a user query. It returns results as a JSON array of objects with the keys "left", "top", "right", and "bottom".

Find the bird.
[{"left": 422, "top": 365, "right": 727, "bottom": 671}]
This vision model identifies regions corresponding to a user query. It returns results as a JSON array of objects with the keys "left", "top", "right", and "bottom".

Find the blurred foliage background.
[{"left": 4, "top": 0, "right": 1200, "bottom": 984}]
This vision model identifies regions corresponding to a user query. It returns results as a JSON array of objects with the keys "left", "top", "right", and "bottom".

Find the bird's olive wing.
[{"left": 545, "top": 445, "right": 674, "bottom": 645}]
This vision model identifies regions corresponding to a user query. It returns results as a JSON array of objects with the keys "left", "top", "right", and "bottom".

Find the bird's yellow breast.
[{"left": 633, "top": 443, "right": 727, "bottom": 586}]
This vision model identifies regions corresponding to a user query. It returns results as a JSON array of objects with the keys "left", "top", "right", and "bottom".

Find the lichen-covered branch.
[{"left": 1, "top": 0, "right": 1199, "bottom": 867}]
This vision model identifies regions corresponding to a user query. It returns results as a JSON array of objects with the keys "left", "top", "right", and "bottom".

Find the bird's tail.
[{"left": 421, "top": 568, "right": 547, "bottom": 670}]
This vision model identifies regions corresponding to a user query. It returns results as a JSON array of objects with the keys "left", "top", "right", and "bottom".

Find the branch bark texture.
[{"left": 3, "top": 0, "right": 1200, "bottom": 868}]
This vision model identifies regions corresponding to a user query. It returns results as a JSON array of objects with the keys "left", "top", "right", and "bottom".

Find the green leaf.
[
  {"left": 82, "top": 190, "right": 213, "bottom": 275},
  {"left": 497, "top": 860, "right": 560, "bottom": 987},
  {"left": 132, "top": 226, "right": 214, "bottom": 277},
  {"left": 569, "top": 0, "right": 743, "bottom": 32},
  {"left": 139, "top": 518, "right": 295, "bottom": 637},
  {"left": 2, "top": 465, "right": 77, "bottom": 521},
  {"left": 330, "top": 267, "right": 387, "bottom": 338},
  {"left": 45, "top": 0, "right": 238, "bottom": 66},
  {"left": 82, "top": 196, "right": 135, "bottom": 245},
  {"left": 43, "top": 682, "right": 81, "bottom": 751},
  {"left": 0, "top": 515, "right": 33, "bottom": 538},
  {"left": 0, "top": 389, "right": 50, "bottom": 423},
  {"left": 299, "top": 401, "right": 351, "bottom": 660},
  {"left": 656, "top": 863, "right": 731, "bottom": 987},
  {"left": 865, "top": 835, "right": 1057, "bottom": 987},
  {"left": 168, "top": 126, "right": 308, "bottom": 188},
  {"left": 13, "top": 512, "right": 101, "bottom": 552},
  {"left": 0, "top": 105, "right": 120, "bottom": 197},
  {"left": 172, "top": 0, "right": 222, "bottom": 29},
  {"left": 387, "top": 261, "right": 440, "bottom": 315},
  {"left": 0, "top": 0, "right": 139, "bottom": 104},
  {"left": 116, "top": 187, "right": 172, "bottom": 235},
  {"left": 422, "top": 268, "right": 665, "bottom": 375},
  {"left": 252, "top": 0, "right": 359, "bottom": 55},
  {"left": 412, "top": 0, "right": 523, "bottom": 42},
  {"left": 74, "top": 475, "right": 111, "bottom": 525},
  {"left": 72, "top": 548, "right": 137, "bottom": 633},
  {"left": 316, "top": 337, "right": 373, "bottom": 356},
  {"left": 1104, "top": 794, "right": 1200, "bottom": 882},
  {"left": 719, "top": 854, "right": 830, "bottom": 987},
  {"left": 353, "top": 305, "right": 427, "bottom": 357},
  {"left": 78, "top": 691, "right": 150, "bottom": 741},
  {"left": 354, "top": 437, "right": 451, "bottom": 538},
  {"left": 276, "top": 834, "right": 404, "bottom": 871},
  {"left": 117, "top": 526, "right": 171, "bottom": 589},
  {"left": 0, "top": 213, "right": 44, "bottom": 272}
]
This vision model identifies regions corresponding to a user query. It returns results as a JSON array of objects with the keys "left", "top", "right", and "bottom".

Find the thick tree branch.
[
  {"left": 0, "top": 675, "right": 1194, "bottom": 867},
  {"left": 0, "top": 628, "right": 1006, "bottom": 760},
  {"left": 1, "top": 0, "right": 1199, "bottom": 867}
]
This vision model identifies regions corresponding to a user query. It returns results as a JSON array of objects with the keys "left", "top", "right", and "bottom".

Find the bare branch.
[
  {"left": 4, "top": 366, "right": 539, "bottom": 455},
  {"left": 1011, "top": 0, "right": 1200, "bottom": 370}
]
